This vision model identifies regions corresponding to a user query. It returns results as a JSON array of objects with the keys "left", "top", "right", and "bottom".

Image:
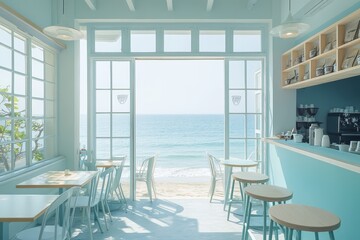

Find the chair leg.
[
  {"left": 152, "top": 178, "right": 157, "bottom": 199},
  {"left": 329, "top": 231, "right": 335, "bottom": 240},
  {"left": 101, "top": 200, "right": 109, "bottom": 231},
  {"left": 146, "top": 181, "right": 153, "bottom": 201},
  {"left": 227, "top": 179, "right": 236, "bottom": 220},
  {"left": 86, "top": 208, "right": 93, "bottom": 240},
  {"left": 209, "top": 178, "right": 216, "bottom": 202},
  {"left": 105, "top": 199, "right": 113, "bottom": 222}
]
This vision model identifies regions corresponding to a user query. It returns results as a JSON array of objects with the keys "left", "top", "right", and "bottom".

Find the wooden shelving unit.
[{"left": 281, "top": 8, "right": 360, "bottom": 89}]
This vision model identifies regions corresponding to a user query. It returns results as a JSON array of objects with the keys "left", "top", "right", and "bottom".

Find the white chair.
[
  {"left": 15, "top": 186, "right": 80, "bottom": 240},
  {"left": 98, "top": 167, "right": 114, "bottom": 231},
  {"left": 109, "top": 158, "right": 127, "bottom": 208},
  {"left": 136, "top": 155, "right": 157, "bottom": 201},
  {"left": 207, "top": 153, "right": 223, "bottom": 202},
  {"left": 70, "top": 172, "right": 102, "bottom": 240}
]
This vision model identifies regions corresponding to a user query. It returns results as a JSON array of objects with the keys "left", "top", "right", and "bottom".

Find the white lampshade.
[
  {"left": 270, "top": 0, "right": 309, "bottom": 39},
  {"left": 43, "top": 26, "right": 84, "bottom": 41}
]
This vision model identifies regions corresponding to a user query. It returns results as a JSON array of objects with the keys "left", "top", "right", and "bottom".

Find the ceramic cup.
[
  {"left": 356, "top": 141, "right": 360, "bottom": 152},
  {"left": 321, "top": 135, "right": 330, "bottom": 148},
  {"left": 350, "top": 141, "right": 358, "bottom": 151},
  {"left": 293, "top": 134, "right": 303, "bottom": 143},
  {"left": 338, "top": 144, "right": 349, "bottom": 152}
]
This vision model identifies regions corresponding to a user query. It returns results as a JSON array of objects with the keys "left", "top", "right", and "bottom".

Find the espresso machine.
[{"left": 327, "top": 112, "right": 360, "bottom": 144}]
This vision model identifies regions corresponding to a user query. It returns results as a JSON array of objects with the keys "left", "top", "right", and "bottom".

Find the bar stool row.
[{"left": 227, "top": 172, "right": 341, "bottom": 240}]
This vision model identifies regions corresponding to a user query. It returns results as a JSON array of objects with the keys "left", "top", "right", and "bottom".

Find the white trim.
[{"left": 77, "top": 18, "right": 272, "bottom": 24}]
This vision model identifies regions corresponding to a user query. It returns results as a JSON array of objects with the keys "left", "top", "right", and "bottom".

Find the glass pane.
[
  {"left": 14, "top": 52, "right": 26, "bottom": 74},
  {"left": 45, "top": 136, "right": 56, "bottom": 159},
  {"left": 45, "top": 64, "right": 55, "bottom": 83},
  {"left": 233, "top": 30, "right": 261, "bottom": 52},
  {"left": 95, "top": 30, "right": 122, "bottom": 52},
  {"left": 112, "top": 61, "right": 130, "bottom": 89},
  {"left": 32, "top": 79, "right": 44, "bottom": 98},
  {"left": 45, "top": 100, "right": 54, "bottom": 117},
  {"left": 112, "top": 90, "right": 130, "bottom": 113},
  {"left": 32, "top": 138, "right": 44, "bottom": 162},
  {"left": 229, "top": 90, "right": 245, "bottom": 113},
  {"left": 246, "top": 114, "right": 256, "bottom": 138},
  {"left": 14, "top": 118, "right": 27, "bottom": 140},
  {"left": 112, "top": 138, "right": 130, "bottom": 159},
  {"left": 229, "top": 61, "right": 245, "bottom": 89},
  {"left": 247, "top": 139, "right": 257, "bottom": 159},
  {"left": 96, "top": 114, "right": 110, "bottom": 137},
  {"left": 0, "top": 45, "right": 11, "bottom": 69},
  {"left": 45, "top": 51, "right": 55, "bottom": 66},
  {"left": 0, "top": 119, "right": 12, "bottom": 141},
  {"left": 131, "top": 30, "right": 156, "bottom": 52},
  {"left": 0, "top": 25, "right": 11, "bottom": 47},
  {"left": 164, "top": 30, "right": 191, "bottom": 52},
  {"left": 229, "top": 139, "right": 245, "bottom": 159},
  {"left": 0, "top": 68, "right": 12, "bottom": 91},
  {"left": 255, "top": 114, "right": 262, "bottom": 131},
  {"left": 32, "top": 44, "right": 44, "bottom": 61},
  {"left": 0, "top": 92, "right": 12, "bottom": 118},
  {"left": 14, "top": 33, "right": 26, "bottom": 53},
  {"left": 247, "top": 61, "right": 262, "bottom": 88},
  {"left": 45, "top": 82, "right": 55, "bottom": 100},
  {"left": 229, "top": 114, "right": 245, "bottom": 138},
  {"left": 96, "top": 138, "right": 110, "bottom": 159},
  {"left": 32, "top": 59, "right": 44, "bottom": 79},
  {"left": 45, "top": 118, "right": 55, "bottom": 136},
  {"left": 199, "top": 30, "right": 225, "bottom": 52},
  {"left": 96, "top": 61, "right": 111, "bottom": 89},
  {"left": 32, "top": 119, "right": 44, "bottom": 138},
  {"left": 247, "top": 90, "right": 262, "bottom": 113},
  {"left": 15, "top": 142, "right": 27, "bottom": 169},
  {"left": 0, "top": 144, "right": 11, "bottom": 173},
  {"left": 15, "top": 96, "right": 26, "bottom": 117},
  {"left": 32, "top": 99, "right": 44, "bottom": 117},
  {"left": 113, "top": 114, "right": 130, "bottom": 137},
  {"left": 96, "top": 90, "right": 110, "bottom": 112},
  {"left": 14, "top": 74, "right": 26, "bottom": 95}
]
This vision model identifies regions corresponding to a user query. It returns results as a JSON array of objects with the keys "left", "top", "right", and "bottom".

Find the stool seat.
[
  {"left": 244, "top": 184, "right": 293, "bottom": 202},
  {"left": 232, "top": 172, "right": 269, "bottom": 184},
  {"left": 269, "top": 204, "right": 341, "bottom": 232}
]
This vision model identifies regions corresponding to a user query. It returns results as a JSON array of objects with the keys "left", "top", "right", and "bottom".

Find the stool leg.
[
  {"left": 315, "top": 232, "right": 319, "bottom": 240},
  {"left": 296, "top": 230, "right": 301, "bottom": 240},
  {"left": 329, "top": 231, "right": 335, "bottom": 240},
  {"left": 263, "top": 201, "right": 267, "bottom": 240},
  {"left": 289, "top": 229, "right": 293, "bottom": 240},
  {"left": 245, "top": 201, "right": 253, "bottom": 240},
  {"left": 285, "top": 227, "right": 289, "bottom": 240},
  {"left": 269, "top": 219, "right": 274, "bottom": 240},
  {"left": 274, "top": 221, "right": 279, "bottom": 240},
  {"left": 227, "top": 179, "right": 236, "bottom": 220},
  {"left": 241, "top": 195, "right": 250, "bottom": 240}
]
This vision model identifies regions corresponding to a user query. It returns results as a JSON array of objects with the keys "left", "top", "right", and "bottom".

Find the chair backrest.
[
  {"left": 39, "top": 186, "right": 80, "bottom": 240},
  {"left": 110, "top": 158, "right": 126, "bottom": 194},
  {"left": 87, "top": 171, "right": 101, "bottom": 207},
  {"left": 99, "top": 167, "right": 114, "bottom": 201},
  {"left": 207, "top": 153, "right": 222, "bottom": 178},
  {"left": 138, "top": 155, "right": 157, "bottom": 181}
]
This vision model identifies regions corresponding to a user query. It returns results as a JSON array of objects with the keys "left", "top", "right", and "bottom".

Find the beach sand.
[{"left": 120, "top": 178, "right": 228, "bottom": 200}]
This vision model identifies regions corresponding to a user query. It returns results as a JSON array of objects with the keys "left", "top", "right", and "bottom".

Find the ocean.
[{"left": 81, "top": 114, "right": 254, "bottom": 179}]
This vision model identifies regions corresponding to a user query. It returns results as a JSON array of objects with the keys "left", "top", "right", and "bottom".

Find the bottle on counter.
[{"left": 309, "top": 123, "right": 318, "bottom": 146}]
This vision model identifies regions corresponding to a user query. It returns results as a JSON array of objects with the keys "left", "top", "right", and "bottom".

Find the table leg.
[
  {"left": 59, "top": 188, "right": 65, "bottom": 225},
  {"left": 0, "top": 222, "right": 9, "bottom": 240},
  {"left": 223, "top": 166, "right": 233, "bottom": 210}
]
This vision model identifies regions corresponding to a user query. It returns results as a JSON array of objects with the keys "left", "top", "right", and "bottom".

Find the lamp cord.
[
  {"left": 63, "top": 0, "right": 65, "bottom": 15},
  {"left": 288, "top": 0, "right": 291, "bottom": 13}
]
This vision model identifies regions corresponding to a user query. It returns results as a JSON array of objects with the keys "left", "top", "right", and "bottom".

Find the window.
[
  {"left": 0, "top": 21, "right": 57, "bottom": 175},
  {"left": 131, "top": 30, "right": 156, "bottom": 52},
  {"left": 233, "top": 30, "right": 262, "bottom": 52},
  {"left": 95, "top": 30, "right": 122, "bottom": 52},
  {"left": 199, "top": 30, "right": 225, "bottom": 52},
  {"left": 164, "top": 30, "right": 191, "bottom": 52}
]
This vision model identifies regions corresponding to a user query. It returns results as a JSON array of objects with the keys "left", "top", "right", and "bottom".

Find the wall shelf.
[{"left": 281, "top": 8, "right": 360, "bottom": 89}]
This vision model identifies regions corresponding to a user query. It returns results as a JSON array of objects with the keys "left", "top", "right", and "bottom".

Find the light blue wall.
[{"left": 269, "top": 144, "right": 360, "bottom": 239}]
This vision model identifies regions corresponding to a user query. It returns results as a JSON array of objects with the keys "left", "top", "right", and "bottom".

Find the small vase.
[{"left": 321, "top": 135, "right": 330, "bottom": 148}]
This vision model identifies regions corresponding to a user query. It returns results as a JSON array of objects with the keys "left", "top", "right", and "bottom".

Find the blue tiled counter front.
[{"left": 265, "top": 138, "right": 360, "bottom": 239}]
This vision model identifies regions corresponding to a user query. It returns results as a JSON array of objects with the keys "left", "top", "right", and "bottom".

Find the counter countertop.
[{"left": 264, "top": 138, "right": 360, "bottom": 173}]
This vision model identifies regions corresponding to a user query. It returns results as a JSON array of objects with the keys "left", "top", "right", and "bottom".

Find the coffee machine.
[{"left": 327, "top": 112, "right": 360, "bottom": 144}]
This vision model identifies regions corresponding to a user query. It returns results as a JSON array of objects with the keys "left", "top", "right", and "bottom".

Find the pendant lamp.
[
  {"left": 43, "top": 0, "right": 84, "bottom": 41},
  {"left": 270, "top": 0, "right": 309, "bottom": 38}
]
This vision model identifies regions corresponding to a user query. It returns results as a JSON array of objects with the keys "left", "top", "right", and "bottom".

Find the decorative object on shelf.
[
  {"left": 342, "top": 49, "right": 359, "bottom": 69},
  {"left": 303, "top": 71, "right": 309, "bottom": 80},
  {"left": 270, "top": 0, "right": 309, "bottom": 39},
  {"left": 309, "top": 46, "right": 318, "bottom": 58},
  {"left": 344, "top": 19, "right": 360, "bottom": 43},
  {"left": 324, "top": 59, "right": 336, "bottom": 74},
  {"left": 316, "top": 67, "right": 324, "bottom": 77},
  {"left": 285, "top": 70, "right": 298, "bottom": 85},
  {"left": 43, "top": 0, "right": 84, "bottom": 41}
]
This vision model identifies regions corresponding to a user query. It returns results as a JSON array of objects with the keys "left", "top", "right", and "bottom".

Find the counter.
[
  {"left": 265, "top": 137, "right": 360, "bottom": 239},
  {"left": 264, "top": 138, "right": 360, "bottom": 173}
]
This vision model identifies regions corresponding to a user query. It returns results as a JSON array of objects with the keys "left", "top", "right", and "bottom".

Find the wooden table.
[
  {"left": 0, "top": 194, "right": 58, "bottom": 240},
  {"left": 96, "top": 160, "right": 123, "bottom": 169},
  {"left": 16, "top": 171, "right": 98, "bottom": 193},
  {"left": 220, "top": 159, "right": 258, "bottom": 209}
]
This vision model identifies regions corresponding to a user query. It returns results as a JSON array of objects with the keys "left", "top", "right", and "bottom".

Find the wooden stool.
[
  {"left": 227, "top": 172, "right": 269, "bottom": 220},
  {"left": 242, "top": 185, "right": 293, "bottom": 240},
  {"left": 269, "top": 204, "right": 341, "bottom": 240}
]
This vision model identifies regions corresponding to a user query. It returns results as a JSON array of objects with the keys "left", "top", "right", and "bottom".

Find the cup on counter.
[
  {"left": 356, "top": 142, "right": 360, "bottom": 152},
  {"left": 338, "top": 144, "right": 349, "bottom": 152},
  {"left": 293, "top": 134, "right": 303, "bottom": 143},
  {"left": 349, "top": 141, "right": 358, "bottom": 151},
  {"left": 64, "top": 169, "right": 70, "bottom": 176}
]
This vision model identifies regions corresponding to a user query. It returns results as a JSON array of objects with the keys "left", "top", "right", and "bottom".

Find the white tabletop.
[
  {"left": 0, "top": 194, "right": 58, "bottom": 222},
  {"left": 16, "top": 171, "right": 98, "bottom": 189},
  {"left": 96, "top": 160, "right": 123, "bottom": 168},
  {"left": 221, "top": 159, "right": 258, "bottom": 168}
]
